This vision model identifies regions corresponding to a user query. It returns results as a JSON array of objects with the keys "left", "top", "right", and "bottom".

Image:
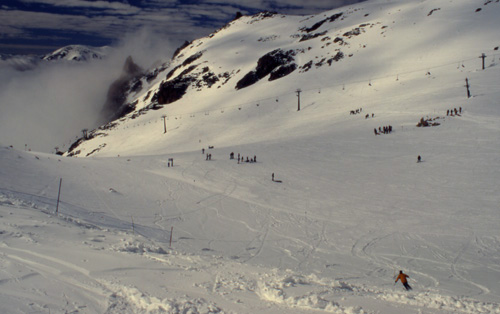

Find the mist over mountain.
[{"left": 0, "top": 30, "right": 176, "bottom": 153}]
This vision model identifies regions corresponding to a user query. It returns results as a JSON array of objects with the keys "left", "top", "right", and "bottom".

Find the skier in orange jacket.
[{"left": 395, "top": 270, "right": 412, "bottom": 290}]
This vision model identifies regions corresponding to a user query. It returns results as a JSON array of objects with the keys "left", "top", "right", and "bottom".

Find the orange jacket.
[{"left": 396, "top": 273, "right": 409, "bottom": 284}]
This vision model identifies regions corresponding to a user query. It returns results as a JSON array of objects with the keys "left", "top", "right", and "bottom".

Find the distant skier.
[
  {"left": 417, "top": 155, "right": 421, "bottom": 163},
  {"left": 272, "top": 173, "right": 275, "bottom": 181},
  {"left": 395, "top": 270, "right": 412, "bottom": 290}
]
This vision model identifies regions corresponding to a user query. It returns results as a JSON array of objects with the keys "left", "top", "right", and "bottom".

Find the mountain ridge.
[
  {"left": 0, "top": 44, "right": 109, "bottom": 71},
  {"left": 64, "top": 0, "right": 500, "bottom": 157}
]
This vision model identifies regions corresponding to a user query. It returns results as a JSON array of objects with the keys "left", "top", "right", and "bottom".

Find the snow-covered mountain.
[
  {"left": 0, "top": 44, "right": 109, "bottom": 71},
  {"left": 41, "top": 44, "right": 109, "bottom": 62},
  {"left": 67, "top": 0, "right": 500, "bottom": 157},
  {"left": 1, "top": 0, "right": 500, "bottom": 313}
]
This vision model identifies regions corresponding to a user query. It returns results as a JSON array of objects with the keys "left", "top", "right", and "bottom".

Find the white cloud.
[{"left": 0, "top": 28, "right": 177, "bottom": 153}]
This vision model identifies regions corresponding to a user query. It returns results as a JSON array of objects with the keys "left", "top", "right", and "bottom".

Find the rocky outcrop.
[
  {"left": 172, "top": 41, "right": 190, "bottom": 59},
  {"left": 235, "top": 49, "right": 297, "bottom": 90},
  {"left": 155, "top": 76, "right": 195, "bottom": 105},
  {"left": 100, "top": 56, "right": 144, "bottom": 122},
  {"left": 299, "top": 13, "right": 343, "bottom": 33}
]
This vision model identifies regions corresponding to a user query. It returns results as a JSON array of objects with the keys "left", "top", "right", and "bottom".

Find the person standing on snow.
[{"left": 395, "top": 270, "right": 412, "bottom": 290}]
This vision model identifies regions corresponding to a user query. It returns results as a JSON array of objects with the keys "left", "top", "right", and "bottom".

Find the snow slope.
[{"left": 1, "top": 0, "right": 500, "bottom": 313}]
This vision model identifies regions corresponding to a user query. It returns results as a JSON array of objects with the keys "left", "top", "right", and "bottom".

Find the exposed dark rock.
[
  {"left": 333, "top": 37, "right": 345, "bottom": 45},
  {"left": 155, "top": 76, "right": 195, "bottom": 104},
  {"left": 327, "top": 51, "right": 344, "bottom": 65},
  {"left": 67, "top": 139, "right": 84, "bottom": 155},
  {"left": 343, "top": 28, "right": 362, "bottom": 38},
  {"left": 99, "top": 122, "right": 118, "bottom": 131},
  {"left": 251, "top": 11, "right": 277, "bottom": 21},
  {"left": 179, "top": 65, "right": 198, "bottom": 77},
  {"left": 300, "top": 61, "right": 313, "bottom": 72},
  {"left": 255, "top": 49, "right": 295, "bottom": 78},
  {"left": 182, "top": 51, "right": 203, "bottom": 67},
  {"left": 197, "top": 72, "right": 219, "bottom": 88},
  {"left": 258, "top": 35, "right": 279, "bottom": 42},
  {"left": 300, "top": 13, "right": 342, "bottom": 33},
  {"left": 269, "top": 63, "right": 297, "bottom": 81},
  {"left": 235, "top": 72, "right": 259, "bottom": 90},
  {"left": 234, "top": 12, "right": 243, "bottom": 20},
  {"left": 145, "top": 63, "right": 168, "bottom": 83},
  {"left": 100, "top": 56, "right": 144, "bottom": 122},
  {"left": 315, "top": 58, "right": 326, "bottom": 67},
  {"left": 130, "top": 80, "right": 142, "bottom": 93},
  {"left": 173, "top": 40, "right": 190, "bottom": 59},
  {"left": 428, "top": 8, "right": 441, "bottom": 16},
  {"left": 301, "top": 20, "right": 327, "bottom": 33},
  {"left": 328, "top": 13, "right": 343, "bottom": 23},
  {"left": 300, "top": 31, "right": 328, "bottom": 42},
  {"left": 67, "top": 149, "right": 81, "bottom": 157},
  {"left": 219, "top": 71, "right": 235, "bottom": 86},
  {"left": 86, "top": 144, "right": 106, "bottom": 157},
  {"left": 166, "top": 65, "right": 181, "bottom": 80},
  {"left": 235, "top": 49, "right": 296, "bottom": 90}
]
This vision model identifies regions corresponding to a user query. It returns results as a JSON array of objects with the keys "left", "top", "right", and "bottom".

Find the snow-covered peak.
[
  {"left": 0, "top": 45, "right": 110, "bottom": 71},
  {"left": 41, "top": 44, "right": 109, "bottom": 62}
]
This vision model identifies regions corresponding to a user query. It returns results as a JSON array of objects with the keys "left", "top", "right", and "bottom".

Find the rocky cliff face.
[{"left": 100, "top": 56, "right": 144, "bottom": 122}]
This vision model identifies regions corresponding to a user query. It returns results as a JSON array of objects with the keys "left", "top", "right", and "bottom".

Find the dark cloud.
[{"left": 1, "top": 0, "right": 366, "bottom": 55}]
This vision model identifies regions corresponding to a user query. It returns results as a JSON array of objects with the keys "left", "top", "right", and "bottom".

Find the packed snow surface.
[{"left": 1, "top": 0, "right": 500, "bottom": 313}]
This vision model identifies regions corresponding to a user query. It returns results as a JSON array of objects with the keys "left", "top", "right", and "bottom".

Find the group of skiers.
[
  {"left": 374, "top": 125, "right": 393, "bottom": 135},
  {"left": 230, "top": 152, "right": 257, "bottom": 164},
  {"left": 447, "top": 107, "right": 462, "bottom": 116},
  {"left": 350, "top": 107, "right": 363, "bottom": 115}
]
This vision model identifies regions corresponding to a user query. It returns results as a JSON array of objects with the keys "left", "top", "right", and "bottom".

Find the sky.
[{"left": 0, "top": 0, "right": 366, "bottom": 55}]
